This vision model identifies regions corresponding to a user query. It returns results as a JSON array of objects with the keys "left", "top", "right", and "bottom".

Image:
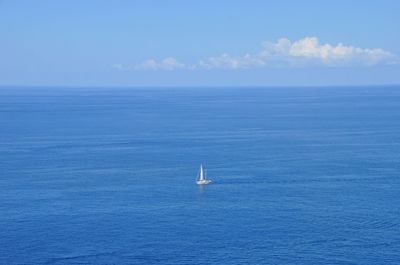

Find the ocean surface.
[{"left": 0, "top": 86, "right": 399, "bottom": 265}]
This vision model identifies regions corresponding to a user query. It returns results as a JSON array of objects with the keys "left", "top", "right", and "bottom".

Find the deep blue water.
[{"left": 1, "top": 86, "right": 400, "bottom": 264}]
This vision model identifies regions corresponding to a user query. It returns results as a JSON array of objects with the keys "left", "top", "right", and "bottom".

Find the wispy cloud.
[
  {"left": 113, "top": 57, "right": 185, "bottom": 71},
  {"left": 197, "top": 53, "right": 266, "bottom": 70},
  {"left": 113, "top": 37, "right": 397, "bottom": 71}
]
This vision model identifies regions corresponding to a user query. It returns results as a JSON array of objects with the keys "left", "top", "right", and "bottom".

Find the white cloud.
[
  {"left": 198, "top": 53, "right": 266, "bottom": 70},
  {"left": 113, "top": 37, "right": 396, "bottom": 71},
  {"left": 113, "top": 57, "right": 185, "bottom": 71},
  {"left": 261, "top": 37, "right": 394, "bottom": 66},
  {"left": 137, "top": 57, "right": 185, "bottom": 70}
]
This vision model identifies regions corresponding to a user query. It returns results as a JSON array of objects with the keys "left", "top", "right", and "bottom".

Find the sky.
[{"left": 0, "top": 0, "right": 399, "bottom": 87}]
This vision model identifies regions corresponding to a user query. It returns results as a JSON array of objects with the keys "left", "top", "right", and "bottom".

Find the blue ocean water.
[{"left": 0, "top": 86, "right": 399, "bottom": 264}]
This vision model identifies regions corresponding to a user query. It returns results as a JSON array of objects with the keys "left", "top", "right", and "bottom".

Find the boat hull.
[{"left": 196, "top": 180, "right": 212, "bottom": 185}]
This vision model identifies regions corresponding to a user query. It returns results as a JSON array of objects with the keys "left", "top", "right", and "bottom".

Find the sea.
[{"left": 0, "top": 86, "right": 399, "bottom": 264}]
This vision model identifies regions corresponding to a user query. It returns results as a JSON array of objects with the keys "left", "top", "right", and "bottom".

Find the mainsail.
[{"left": 199, "top": 164, "right": 205, "bottom": 181}]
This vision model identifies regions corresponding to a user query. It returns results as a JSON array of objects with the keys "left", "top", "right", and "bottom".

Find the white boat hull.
[{"left": 196, "top": 179, "right": 212, "bottom": 185}]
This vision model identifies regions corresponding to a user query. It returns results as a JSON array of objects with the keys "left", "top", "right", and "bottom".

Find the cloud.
[
  {"left": 261, "top": 37, "right": 394, "bottom": 66},
  {"left": 113, "top": 57, "right": 185, "bottom": 71},
  {"left": 113, "top": 37, "right": 397, "bottom": 71},
  {"left": 197, "top": 53, "right": 266, "bottom": 70}
]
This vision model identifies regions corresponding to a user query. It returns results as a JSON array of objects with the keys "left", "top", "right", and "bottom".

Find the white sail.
[{"left": 199, "top": 165, "right": 205, "bottom": 181}]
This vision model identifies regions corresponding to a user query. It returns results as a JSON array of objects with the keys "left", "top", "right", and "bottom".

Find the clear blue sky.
[{"left": 1, "top": 0, "right": 399, "bottom": 87}]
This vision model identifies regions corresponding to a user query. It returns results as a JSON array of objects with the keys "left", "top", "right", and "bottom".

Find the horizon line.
[{"left": 1, "top": 83, "right": 400, "bottom": 90}]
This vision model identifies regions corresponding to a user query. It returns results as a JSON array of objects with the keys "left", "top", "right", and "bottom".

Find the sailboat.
[{"left": 196, "top": 164, "right": 212, "bottom": 185}]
